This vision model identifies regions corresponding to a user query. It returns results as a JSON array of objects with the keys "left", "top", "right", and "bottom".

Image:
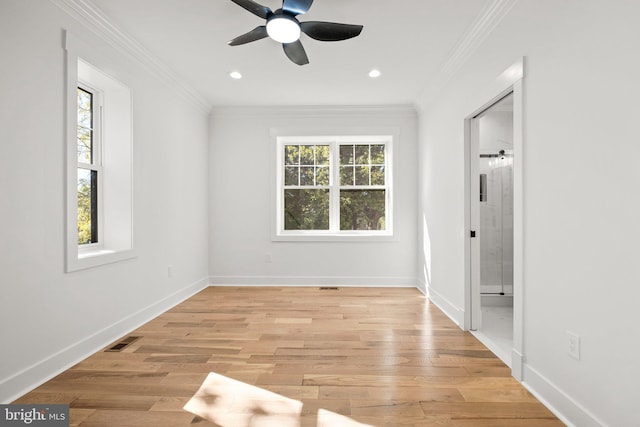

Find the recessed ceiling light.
[
  {"left": 230, "top": 71, "right": 243, "bottom": 80},
  {"left": 369, "top": 69, "right": 382, "bottom": 78}
]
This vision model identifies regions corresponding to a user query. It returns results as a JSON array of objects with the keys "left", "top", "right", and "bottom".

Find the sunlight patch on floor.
[{"left": 183, "top": 372, "right": 375, "bottom": 427}]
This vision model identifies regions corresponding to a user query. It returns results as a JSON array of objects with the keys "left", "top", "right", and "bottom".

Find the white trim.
[
  {"left": 273, "top": 234, "right": 396, "bottom": 242},
  {"left": 511, "top": 77, "right": 525, "bottom": 363},
  {"left": 65, "top": 33, "right": 136, "bottom": 272},
  {"left": 463, "top": 58, "right": 525, "bottom": 379},
  {"left": 50, "top": 0, "right": 210, "bottom": 114},
  {"left": 440, "top": 0, "right": 520, "bottom": 78},
  {"left": 0, "top": 277, "right": 209, "bottom": 404},
  {"left": 511, "top": 348, "right": 524, "bottom": 380},
  {"left": 68, "top": 248, "right": 137, "bottom": 271},
  {"left": 209, "top": 276, "right": 417, "bottom": 288},
  {"left": 427, "top": 286, "right": 464, "bottom": 327},
  {"left": 211, "top": 105, "right": 417, "bottom": 120},
  {"left": 417, "top": 0, "right": 520, "bottom": 108},
  {"left": 522, "top": 364, "right": 607, "bottom": 427},
  {"left": 416, "top": 277, "right": 427, "bottom": 296},
  {"left": 274, "top": 135, "right": 394, "bottom": 240}
]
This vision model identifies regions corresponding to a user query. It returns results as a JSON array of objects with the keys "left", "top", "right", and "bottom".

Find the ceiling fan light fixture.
[{"left": 266, "top": 14, "right": 301, "bottom": 43}]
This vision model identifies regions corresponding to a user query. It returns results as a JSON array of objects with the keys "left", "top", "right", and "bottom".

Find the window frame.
[
  {"left": 76, "top": 83, "right": 104, "bottom": 251},
  {"left": 65, "top": 31, "right": 136, "bottom": 272},
  {"left": 275, "top": 135, "right": 393, "bottom": 241}
]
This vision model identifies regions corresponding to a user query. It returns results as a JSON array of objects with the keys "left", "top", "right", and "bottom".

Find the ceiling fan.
[{"left": 228, "top": 0, "right": 363, "bottom": 66}]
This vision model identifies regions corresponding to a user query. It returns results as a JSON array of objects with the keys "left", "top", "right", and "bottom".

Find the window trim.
[
  {"left": 274, "top": 135, "right": 394, "bottom": 241},
  {"left": 65, "top": 31, "right": 136, "bottom": 272}
]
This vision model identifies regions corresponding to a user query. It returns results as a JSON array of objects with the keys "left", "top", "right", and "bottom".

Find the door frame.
[{"left": 463, "top": 59, "right": 525, "bottom": 379}]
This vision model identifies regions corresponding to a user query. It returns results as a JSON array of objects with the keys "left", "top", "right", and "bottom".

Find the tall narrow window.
[
  {"left": 65, "top": 40, "right": 134, "bottom": 272},
  {"left": 77, "top": 86, "right": 101, "bottom": 245},
  {"left": 276, "top": 136, "right": 392, "bottom": 238}
]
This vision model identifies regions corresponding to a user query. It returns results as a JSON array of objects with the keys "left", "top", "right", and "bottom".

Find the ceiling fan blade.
[
  {"left": 282, "top": 0, "right": 314, "bottom": 16},
  {"left": 283, "top": 40, "right": 309, "bottom": 65},
  {"left": 229, "top": 0, "right": 272, "bottom": 19},
  {"left": 300, "top": 21, "right": 363, "bottom": 41},
  {"left": 228, "top": 26, "right": 268, "bottom": 46}
]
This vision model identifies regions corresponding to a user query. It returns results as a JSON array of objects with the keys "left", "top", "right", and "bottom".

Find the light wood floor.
[{"left": 14, "top": 287, "right": 563, "bottom": 426}]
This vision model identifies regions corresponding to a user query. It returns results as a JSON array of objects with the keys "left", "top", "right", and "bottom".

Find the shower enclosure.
[{"left": 479, "top": 151, "right": 513, "bottom": 295}]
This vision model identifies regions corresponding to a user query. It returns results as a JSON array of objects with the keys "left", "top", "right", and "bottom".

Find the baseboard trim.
[
  {"left": 416, "top": 278, "right": 427, "bottom": 296},
  {"left": 522, "top": 363, "right": 606, "bottom": 427},
  {"left": 209, "top": 275, "right": 417, "bottom": 288},
  {"left": 511, "top": 349, "right": 524, "bottom": 381},
  {"left": 426, "top": 286, "right": 464, "bottom": 327},
  {"left": 0, "top": 277, "right": 209, "bottom": 403}
]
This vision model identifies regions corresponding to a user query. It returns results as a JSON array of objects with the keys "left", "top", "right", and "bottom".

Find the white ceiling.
[{"left": 88, "top": 0, "right": 494, "bottom": 107}]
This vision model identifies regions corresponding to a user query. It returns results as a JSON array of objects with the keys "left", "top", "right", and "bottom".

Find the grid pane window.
[
  {"left": 280, "top": 139, "right": 390, "bottom": 235},
  {"left": 339, "top": 144, "right": 387, "bottom": 231},
  {"left": 283, "top": 144, "right": 331, "bottom": 230},
  {"left": 77, "top": 88, "right": 93, "bottom": 164},
  {"left": 340, "top": 144, "right": 386, "bottom": 186},
  {"left": 77, "top": 86, "right": 99, "bottom": 245},
  {"left": 283, "top": 144, "right": 330, "bottom": 188}
]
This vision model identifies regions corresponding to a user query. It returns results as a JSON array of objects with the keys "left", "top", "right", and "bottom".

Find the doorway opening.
[
  {"left": 464, "top": 59, "right": 524, "bottom": 379},
  {"left": 472, "top": 93, "right": 514, "bottom": 364}
]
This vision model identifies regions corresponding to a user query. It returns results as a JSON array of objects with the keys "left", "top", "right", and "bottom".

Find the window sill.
[
  {"left": 67, "top": 248, "right": 137, "bottom": 272},
  {"left": 273, "top": 233, "right": 395, "bottom": 242}
]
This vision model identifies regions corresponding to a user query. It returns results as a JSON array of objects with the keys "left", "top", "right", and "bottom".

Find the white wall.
[
  {"left": 0, "top": 0, "right": 209, "bottom": 402},
  {"left": 209, "top": 107, "right": 418, "bottom": 287},
  {"left": 417, "top": 1, "right": 640, "bottom": 426}
]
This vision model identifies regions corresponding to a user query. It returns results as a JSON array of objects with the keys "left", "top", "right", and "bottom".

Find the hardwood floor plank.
[
  {"left": 71, "top": 395, "right": 158, "bottom": 411},
  {"left": 78, "top": 410, "right": 194, "bottom": 427},
  {"left": 350, "top": 400, "right": 426, "bottom": 417},
  {"left": 420, "top": 401, "right": 557, "bottom": 419},
  {"left": 457, "top": 386, "right": 540, "bottom": 403},
  {"left": 452, "top": 419, "right": 566, "bottom": 426},
  {"left": 12, "top": 287, "right": 562, "bottom": 426},
  {"left": 366, "top": 386, "right": 465, "bottom": 403}
]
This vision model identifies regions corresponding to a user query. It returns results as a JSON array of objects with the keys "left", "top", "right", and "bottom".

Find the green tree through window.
[
  {"left": 77, "top": 87, "right": 98, "bottom": 244},
  {"left": 280, "top": 139, "right": 390, "bottom": 234}
]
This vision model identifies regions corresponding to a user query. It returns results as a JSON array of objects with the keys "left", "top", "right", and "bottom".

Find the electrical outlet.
[
  {"left": 265, "top": 253, "right": 272, "bottom": 263},
  {"left": 567, "top": 331, "right": 580, "bottom": 360},
  {"left": 168, "top": 265, "right": 174, "bottom": 278}
]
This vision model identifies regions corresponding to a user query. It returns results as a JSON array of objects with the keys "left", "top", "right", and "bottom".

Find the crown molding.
[
  {"left": 440, "top": 0, "right": 520, "bottom": 77},
  {"left": 210, "top": 105, "right": 418, "bottom": 120},
  {"left": 416, "top": 0, "right": 520, "bottom": 110},
  {"left": 50, "top": 0, "right": 212, "bottom": 114}
]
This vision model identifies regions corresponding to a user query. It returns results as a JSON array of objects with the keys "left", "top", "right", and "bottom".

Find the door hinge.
[{"left": 470, "top": 230, "right": 476, "bottom": 238}]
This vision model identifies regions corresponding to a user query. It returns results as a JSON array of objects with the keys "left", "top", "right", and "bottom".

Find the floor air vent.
[
  {"left": 319, "top": 287, "right": 339, "bottom": 290},
  {"left": 105, "top": 336, "right": 140, "bottom": 352}
]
